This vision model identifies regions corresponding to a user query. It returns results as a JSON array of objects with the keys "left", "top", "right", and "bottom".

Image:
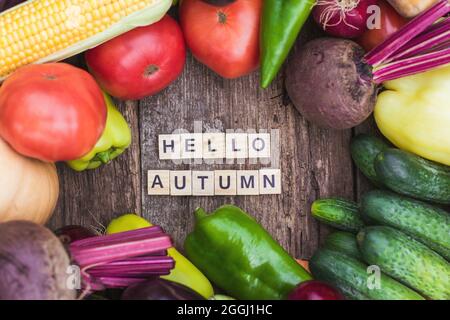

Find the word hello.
[
  {"left": 158, "top": 133, "right": 271, "bottom": 160},
  {"left": 148, "top": 169, "right": 281, "bottom": 196}
]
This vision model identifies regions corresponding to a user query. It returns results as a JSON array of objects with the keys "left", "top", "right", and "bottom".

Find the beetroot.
[
  {"left": 286, "top": 38, "right": 376, "bottom": 130},
  {"left": 0, "top": 221, "right": 75, "bottom": 300}
]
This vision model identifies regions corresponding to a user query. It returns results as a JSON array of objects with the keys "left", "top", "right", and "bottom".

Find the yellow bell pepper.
[
  {"left": 374, "top": 65, "right": 450, "bottom": 166},
  {"left": 106, "top": 214, "right": 214, "bottom": 299}
]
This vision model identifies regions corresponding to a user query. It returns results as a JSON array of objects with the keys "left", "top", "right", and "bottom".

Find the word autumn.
[
  {"left": 158, "top": 132, "right": 271, "bottom": 160},
  {"left": 148, "top": 169, "right": 281, "bottom": 196}
]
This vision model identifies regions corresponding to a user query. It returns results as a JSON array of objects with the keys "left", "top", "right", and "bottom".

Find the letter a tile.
[{"left": 148, "top": 170, "right": 170, "bottom": 195}]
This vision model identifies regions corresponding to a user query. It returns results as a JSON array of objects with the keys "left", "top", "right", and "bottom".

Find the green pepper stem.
[
  {"left": 194, "top": 207, "right": 208, "bottom": 221},
  {"left": 96, "top": 151, "right": 111, "bottom": 164}
]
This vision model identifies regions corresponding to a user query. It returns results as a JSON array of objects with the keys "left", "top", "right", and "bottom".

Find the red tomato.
[
  {"left": 358, "top": 0, "right": 408, "bottom": 52},
  {"left": 179, "top": 0, "right": 262, "bottom": 79},
  {"left": 0, "top": 63, "right": 106, "bottom": 162},
  {"left": 86, "top": 15, "right": 186, "bottom": 100}
]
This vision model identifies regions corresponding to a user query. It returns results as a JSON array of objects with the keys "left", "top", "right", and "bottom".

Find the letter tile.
[
  {"left": 170, "top": 170, "right": 192, "bottom": 196},
  {"left": 192, "top": 171, "right": 214, "bottom": 196},
  {"left": 214, "top": 170, "right": 237, "bottom": 196},
  {"left": 180, "top": 133, "right": 203, "bottom": 159},
  {"left": 226, "top": 133, "right": 248, "bottom": 159},
  {"left": 248, "top": 133, "right": 271, "bottom": 158},
  {"left": 158, "top": 134, "right": 181, "bottom": 160},
  {"left": 203, "top": 132, "right": 226, "bottom": 159},
  {"left": 237, "top": 170, "right": 259, "bottom": 195},
  {"left": 148, "top": 170, "right": 170, "bottom": 195},
  {"left": 259, "top": 169, "right": 281, "bottom": 194}
]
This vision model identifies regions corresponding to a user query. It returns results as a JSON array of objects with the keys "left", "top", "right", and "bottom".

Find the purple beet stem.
[
  {"left": 365, "top": 0, "right": 450, "bottom": 66},
  {"left": 366, "top": 0, "right": 450, "bottom": 83},
  {"left": 69, "top": 226, "right": 174, "bottom": 291}
]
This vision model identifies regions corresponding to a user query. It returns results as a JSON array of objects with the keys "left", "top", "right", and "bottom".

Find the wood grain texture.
[
  {"left": 138, "top": 23, "right": 355, "bottom": 259},
  {"left": 48, "top": 21, "right": 363, "bottom": 260}
]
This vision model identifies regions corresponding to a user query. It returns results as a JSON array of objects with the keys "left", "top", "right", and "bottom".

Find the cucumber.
[
  {"left": 311, "top": 198, "right": 364, "bottom": 233},
  {"left": 350, "top": 134, "right": 389, "bottom": 185},
  {"left": 357, "top": 226, "right": 450, "bottom": 300},
  {"left": 360, "top": 190, "right": 450, "bottom": 260},
  {"left": 374, "top": 148, "right": 450, "bottom": 204},
  {"left": 310, "top": 249, "right": 424, "bottom": 300},
  {"left": 323, "top": 231, "right": 362, "bottom": 259}
]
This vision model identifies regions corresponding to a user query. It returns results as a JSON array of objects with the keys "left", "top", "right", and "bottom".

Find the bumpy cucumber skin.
[
  {"left": 310, "top": 249, "right": 424, "bottom": 300},
  {"left": 323, "top": 231, "right": 362, "bottom": 259},
  {"left": 311, "top": 198, "right": 364, "bottom": 233},
  {"left": 374, "top": 149, "right": 450, "bottom": 204},
  {"left": 351, "top": 134, "right": 389, "bottom": 185},
  {"left": 358, "top": 226, "right": 450, "bottom": 300},
  {"left": 361, "top": 190, "right": 450, "bottom": 260}
]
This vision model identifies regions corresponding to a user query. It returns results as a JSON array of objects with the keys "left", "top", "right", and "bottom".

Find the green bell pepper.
[
  {"left": 260, "top": 0, "right": 313, "bottom": 88},
  {"left": 184, "top": 205, "right": 312, "bottom": 300},
  {"left": 66, "top": 93, "right": 131, "bottom": 171}
]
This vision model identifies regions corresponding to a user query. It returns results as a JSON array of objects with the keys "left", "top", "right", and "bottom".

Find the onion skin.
[
  {"left": 288, "top": 280, "right": 345, "bottom": 300},
  {"left": 286, "top": 38, "right": 377, "bottom": 130},
  {"left": 0, "top": 221, "right": 75, "bottom": 300},
  {"left": 122, "top": 278, "right": 205, "bottom": 300},
  {"left": 313, "top": 0, "right": 378, "bottom": 39}
]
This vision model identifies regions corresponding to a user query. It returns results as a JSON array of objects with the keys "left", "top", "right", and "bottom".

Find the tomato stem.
[{"left": 218, "top": 11, "right": 227, "bottom": 24}]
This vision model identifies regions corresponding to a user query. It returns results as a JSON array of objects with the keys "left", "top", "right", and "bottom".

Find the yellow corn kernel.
[{"left": 0, "top": 0, "right": 159, "bottom": 78}]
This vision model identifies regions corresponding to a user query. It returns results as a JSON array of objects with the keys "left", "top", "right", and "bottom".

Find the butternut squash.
[{"left": 0, "top": 138, "right": 59, "bottom": 224}]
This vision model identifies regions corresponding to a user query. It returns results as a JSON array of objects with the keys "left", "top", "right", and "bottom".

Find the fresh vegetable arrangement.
[
  {"left": 0, "top": 0, "right": 173, "bottom": 80},
  {"left": 0, "top": 0, "right": 449, "bottom": 303},
  {"left": 309, "top": 134, "right": 450, "bottom": 300},
  {"left": 288, "top": 0, "right": 450, "bottom": 129},
  {"left": 106, "top": 214, "right": 214, "bottom": 299}
]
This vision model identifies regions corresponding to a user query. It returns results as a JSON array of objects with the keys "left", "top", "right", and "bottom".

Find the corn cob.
[{"left": 0, "top": 0, "right": 171, "bottom": 80}]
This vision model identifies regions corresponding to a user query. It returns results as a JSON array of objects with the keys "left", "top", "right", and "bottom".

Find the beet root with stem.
[{"left": 286, "top": 38, "right": 377, "bottom": 130}]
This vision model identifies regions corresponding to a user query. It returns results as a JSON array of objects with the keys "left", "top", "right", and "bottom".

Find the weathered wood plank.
[
  {"left": 49, "top": 21, "right": 359, "bottom": 261},
  {"left": 48, "top": 99, "right": 142, "bottom": 231},
  {"left": 139, "top": 25, "right": 355, "bottom": 259}
]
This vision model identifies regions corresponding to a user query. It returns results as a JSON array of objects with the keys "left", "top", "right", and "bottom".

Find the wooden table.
[{"left": 48, "top": 20, "right": 377, "bottom": 260}]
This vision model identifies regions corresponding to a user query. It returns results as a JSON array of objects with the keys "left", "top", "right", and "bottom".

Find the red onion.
[
  {"left": 313, "top": 0, "right": 378, "bottom": 38},
  {"left": 287, "top": 280, "right": 345, "bottom": 300}
]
